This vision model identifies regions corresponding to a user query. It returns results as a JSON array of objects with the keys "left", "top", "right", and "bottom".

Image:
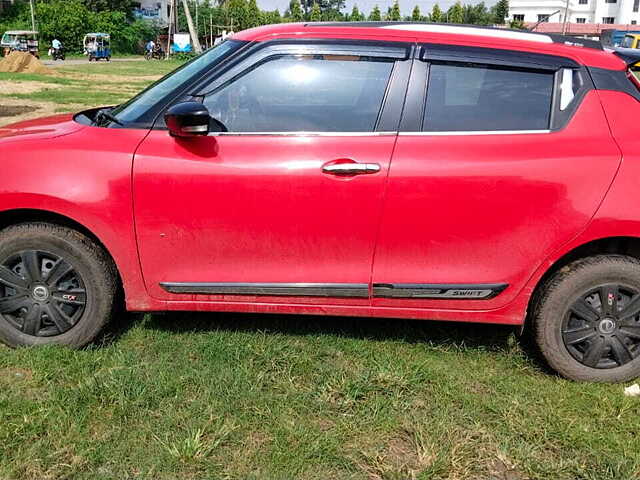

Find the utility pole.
[
  {"left": 181, "top": 0, "right": 203, "bottom": 54},
  {"left": 166, "top": 0, "right": 174, "bottom": 59},
  {"left": 29, "top": 0, "right": 36, "bottom": 31}
]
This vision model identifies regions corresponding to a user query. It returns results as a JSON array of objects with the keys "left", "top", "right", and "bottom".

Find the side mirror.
[{"left": 165, "top": 102, "right": 210, "bottom": 138}]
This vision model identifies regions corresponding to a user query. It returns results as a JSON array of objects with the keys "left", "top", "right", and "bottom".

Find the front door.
[{"left": 134, "top": 42, "right": 410, "bottom": 304}]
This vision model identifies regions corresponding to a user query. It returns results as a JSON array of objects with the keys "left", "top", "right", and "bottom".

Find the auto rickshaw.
[
  {"left": 84, "top": 33, "right": 111, "bottom": 61},
  {"left": 0, "top": 30, "right": 39, "bottom": 58}
]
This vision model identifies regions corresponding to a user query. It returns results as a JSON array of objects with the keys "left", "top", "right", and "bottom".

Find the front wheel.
[
  {"left": 0, "top": 223, "right": 117, "bottom": 348},
  {"left": 533, "top": 255, "right": 640, "bottom": 382}
]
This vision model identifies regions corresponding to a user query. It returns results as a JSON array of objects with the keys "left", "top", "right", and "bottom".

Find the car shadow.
[{"left": 135, "top": 310, "right": 523, "bottom": 353}]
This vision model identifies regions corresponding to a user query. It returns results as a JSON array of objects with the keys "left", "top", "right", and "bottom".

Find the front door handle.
[{"left": 322, "top": 163, "right": 381, "bottom": 175}]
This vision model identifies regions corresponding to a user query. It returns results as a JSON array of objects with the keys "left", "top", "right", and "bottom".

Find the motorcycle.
[
  {"left": 52, "top": 45, "right": 65, "bottom": 61},
  {"left": 145, "top": 45, "right": 164, "bottom": 60}
]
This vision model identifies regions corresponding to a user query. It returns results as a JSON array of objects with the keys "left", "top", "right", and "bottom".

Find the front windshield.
[
  {"left": 1, "top": 34, "right": 16, "bottom": 45},
  {"left": 111, "top": 39, "right": 244, "bottom": 125}
]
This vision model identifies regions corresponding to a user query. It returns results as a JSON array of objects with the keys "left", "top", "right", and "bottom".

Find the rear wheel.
[
  {"left": 0, "top": 223, "right": 117, "bottom": 348},
  {"left": 533, "top": 255, "right": 640, "bottom": 382}
]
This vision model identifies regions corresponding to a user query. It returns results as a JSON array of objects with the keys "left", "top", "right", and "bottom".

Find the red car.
[{"left": 2, "top": 23, "right": 640, "bottom": 382}]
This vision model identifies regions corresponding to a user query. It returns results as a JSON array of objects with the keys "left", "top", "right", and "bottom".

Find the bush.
[{"left": 91, "top": 11, "right": 159, "bottom": 54}]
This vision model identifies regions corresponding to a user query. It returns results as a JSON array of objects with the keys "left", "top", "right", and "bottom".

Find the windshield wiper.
[{"left": 95, "top": 107, "right": 123, "bottom": 127}]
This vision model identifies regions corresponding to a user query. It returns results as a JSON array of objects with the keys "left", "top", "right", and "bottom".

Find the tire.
[
  {"left": 0, "top": 223, "right": 117, "bottom": 348},
  {"left": 533, "top": 255, "right": 640, "bottom": 382}
]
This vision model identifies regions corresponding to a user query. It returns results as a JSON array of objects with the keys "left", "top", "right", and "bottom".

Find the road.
[{"left": 41, "top": 57, "right": 145, "bottom": 67}]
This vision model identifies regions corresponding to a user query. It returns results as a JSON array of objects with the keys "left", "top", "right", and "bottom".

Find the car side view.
[{"left": 2, "top": 22, "right": 640, "bottom": 382}]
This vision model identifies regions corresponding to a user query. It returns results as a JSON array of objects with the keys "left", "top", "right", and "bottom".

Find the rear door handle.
[{"left": 322, "top": 163, "right": 381, "bottom": 175}]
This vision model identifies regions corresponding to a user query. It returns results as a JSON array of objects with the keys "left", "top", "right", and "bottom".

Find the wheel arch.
[
  {"left": 0, "top": 208, "right": 123, "bottom": 290},
  {"left": 526, "top": 235, "right": 640, "bottom": 323}
]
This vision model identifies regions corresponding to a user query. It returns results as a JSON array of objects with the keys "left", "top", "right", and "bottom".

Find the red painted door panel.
[
  {"left": 133, "top": 132, "right": 395, "bottom": 303},
  {"left": 373, "top": 91, "right": 621, "bottom": 311}
]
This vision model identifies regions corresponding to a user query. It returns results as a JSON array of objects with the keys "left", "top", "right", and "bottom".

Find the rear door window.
[{"left": 422, "top": 62, "right": 554, "bottom": 132}]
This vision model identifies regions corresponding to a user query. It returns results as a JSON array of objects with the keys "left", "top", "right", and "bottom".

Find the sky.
[{"left": 256, "top": 0, "right": 496, "bottom": 17}]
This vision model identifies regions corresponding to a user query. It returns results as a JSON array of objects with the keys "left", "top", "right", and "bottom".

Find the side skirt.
[
  {"left": 160, "top": 282, "right": 508, "bottom": 300},
  {"left": 372, "top": 283, "right": 508, "bottom": 299},
  {"left": 159, "top": 282, "right": 369, "bottom": 298}
]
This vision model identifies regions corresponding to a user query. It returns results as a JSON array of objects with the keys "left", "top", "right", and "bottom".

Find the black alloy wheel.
[
  {"left": 563, "top": 284, "right": 640, "bottom": 369},
  {"left": 0, "top": 223, "right": 117, "bottom": 348},
  {"left": 534, "top": 255, "right": 640, "bottom": 382},
  {"left": 0, "top": 250, "right": 87, "bottom": 337}
]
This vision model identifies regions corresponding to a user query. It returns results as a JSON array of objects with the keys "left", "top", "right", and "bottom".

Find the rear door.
[{"left": 372, "top": 44, "right": 622, "bottom": 313}]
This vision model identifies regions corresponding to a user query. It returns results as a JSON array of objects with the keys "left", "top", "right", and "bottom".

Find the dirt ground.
[
  {"left": 0, "top": 80, "right": 62, "bottom": 94},
  {"left": 0, "top": 97, "right": 62, "bottom": 126}
]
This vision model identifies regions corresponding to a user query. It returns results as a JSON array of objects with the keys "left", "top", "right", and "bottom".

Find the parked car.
[{"left": 2, "top": 23, "right": 640, "bottom": 382}]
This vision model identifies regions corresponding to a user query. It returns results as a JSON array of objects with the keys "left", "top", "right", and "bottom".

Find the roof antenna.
[{"left": 529, "top": 10, "right": 560, "bottom": 32}]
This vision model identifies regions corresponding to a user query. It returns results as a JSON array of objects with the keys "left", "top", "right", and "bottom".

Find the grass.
[
  {"left": 1, "top": 59, "right": 640, "bottom": 480},
  {"left": 1, "top": 315, "right": 639, "bottom": 479},
  {"left": 1, "top": 58, "right": 183, "bottom": 115}
]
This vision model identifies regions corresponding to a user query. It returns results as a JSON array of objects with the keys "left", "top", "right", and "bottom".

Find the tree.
[
  {"left": 369, "top": 4, "right": 381, "bottom": 20},
  {"left": 447, "top": 1, "right": 464, "bottom": 23},
  {"left": 463, "top": 2, "right": 491, "bottom": 24},
  {"left": 246, "top": 0, "right": 262, "bottom": 27},
  {"left": 35, "top": 0, "right": 91, "bottom": 52},
  {"left": 83, "top": 0, "right": 134, "bottom": 14},
  {"left": 181, "top": 0, "right": 202, "bottom": 54},
  {"left": 300, "top": 0, "right": 345, "bottom": 19},
  {"left": 349, "top": 4, "right": 364, "bottom": 21},
  {"left": 388, "top": 0, "right": 401, "bottom": 21},
  {"left": 411, "top": 5, "right": 421, "bottom": 21},
  {"left": 429, "top": 3, "right": 442, "bottom": 22},
  {"left": 310, "top": 2, "right": 321, "bottom": 21},
  {"left": 286, "top": 0, "right": 305, "bottom": 21},
  {"left": 261, "top": 9, "right": 282, "bottom": 24},
  {"left": 225, "top": 0, "right": 251, "bottom": 31},
  {"left": 493, "top": 0, "right": 509, "bottom": 24}
]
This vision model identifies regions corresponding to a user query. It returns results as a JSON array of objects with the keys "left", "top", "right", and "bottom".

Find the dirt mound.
[
  {"left": 0, "top": 105, "right": 36, "bottom": 117},
  {"left": 0, "top": 51, "right": 52, "bottom": 74}
]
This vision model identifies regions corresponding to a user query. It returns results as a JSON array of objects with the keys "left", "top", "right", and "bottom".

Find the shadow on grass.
[{"left": 139, "top": 310, "right": 522, "bottom": 353}]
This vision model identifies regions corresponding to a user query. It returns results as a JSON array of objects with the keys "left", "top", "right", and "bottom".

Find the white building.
[
  {"left": 510, "top": 0, "right": 640, "bottom": 25},
  {"left": 132, "top": 0, "right": 171, "bottom": 26}
]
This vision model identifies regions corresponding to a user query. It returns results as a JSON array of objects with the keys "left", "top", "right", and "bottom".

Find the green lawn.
[
  {"left": 1, "top": 61, "right": 640, "bottom": 480},
  {"left": 1, "top": 59, "right": 183, "bottom": 116},
  {"left": 1, "top": 315, "right": 638, "bottom": 479}
]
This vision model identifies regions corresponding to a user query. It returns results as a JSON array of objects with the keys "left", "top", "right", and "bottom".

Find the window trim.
[
  {"left": 399, "top": 44, "right": 593, "bottom": 135},
  {"left": 159, "top": 39, "right": 412, "bottom": 136},
  {"left": 420, "top": 60, "right": 555, "bottom": 134}
]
